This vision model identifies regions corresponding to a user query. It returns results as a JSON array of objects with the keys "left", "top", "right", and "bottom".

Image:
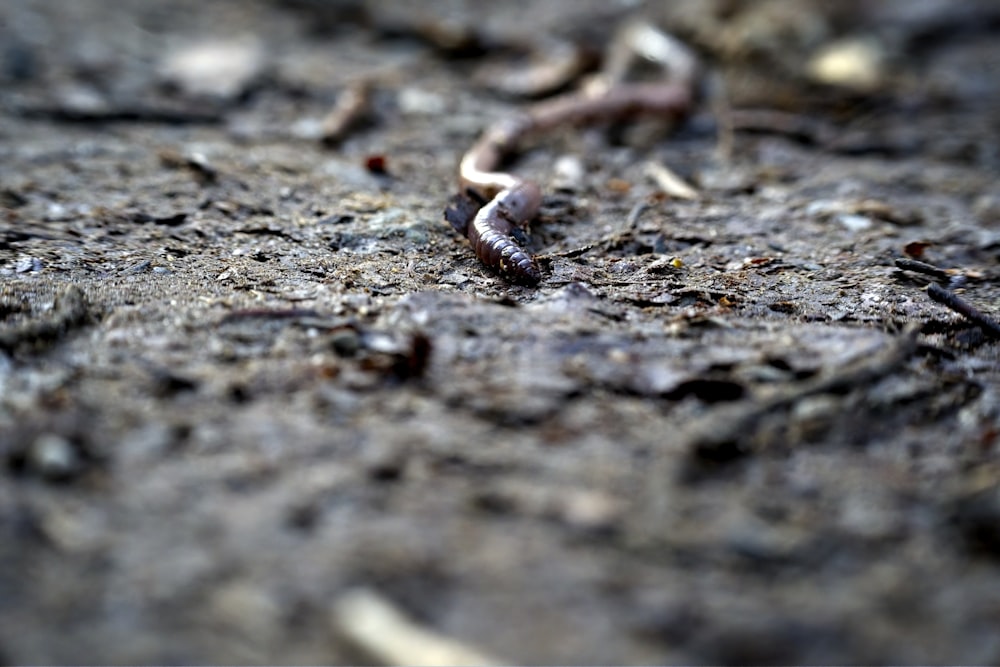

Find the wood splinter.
[
  {"left": 321, "top": 81, "right": 373, "bottom": 146},
  {"left": 449, "top": 22, "right": 699, "bottom": 286}
]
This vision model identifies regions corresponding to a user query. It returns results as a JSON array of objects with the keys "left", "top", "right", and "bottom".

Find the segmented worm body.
[
  {"left": 465, "top": 181, "right": 543, "bottom": 284},
  {"left": 452, "top": 23, "right": 698, "bottom": 285}
]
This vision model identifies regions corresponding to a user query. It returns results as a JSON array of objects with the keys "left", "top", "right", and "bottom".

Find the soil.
[{"left": 2, "top": 0, "right": 1000, "bottom": 664}]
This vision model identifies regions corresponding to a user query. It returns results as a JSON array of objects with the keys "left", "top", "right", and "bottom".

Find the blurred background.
[{"left": 2, "top": 1, "right": 1000, "bottom": 664}]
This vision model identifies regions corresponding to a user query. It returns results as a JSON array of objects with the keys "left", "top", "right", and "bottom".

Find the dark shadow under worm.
[{"left": 452, "top": 80, "right": 694, "bottom": 285}]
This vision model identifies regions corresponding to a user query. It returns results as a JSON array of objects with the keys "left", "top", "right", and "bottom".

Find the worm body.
[
  {"left": 451, "top": 23, "right": 698, "bottom": 285},
  {"left": 467, "top": 183, "right": 543, "bottom": 285}
]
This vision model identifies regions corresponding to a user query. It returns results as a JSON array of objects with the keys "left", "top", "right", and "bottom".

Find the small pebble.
[
  {"left": 15, "top": 256, "right": 42, "bottom": 273},
  {"left": 45, "top": 203, "right": 69, "bottom": 221},
  {"left": 160, "top": 39, "right": 264, "bottom": 99},
  {"left": 552, "top": 155, "right": 585, "bottom": 192},
  {"left": 28, "top": 433, "right": 81, "bottom": 481},
  {"left": 808, "top": 36, "right": 885, "bottom": 91},
  {"left": 836, "top": 213, "right": 873, "bottom": 232},
  {"left": 397, "top": 87, "right": 446, "bottom": 116},
  {"left": 329, "top": 328, "right": 361, "bottom": 357}
]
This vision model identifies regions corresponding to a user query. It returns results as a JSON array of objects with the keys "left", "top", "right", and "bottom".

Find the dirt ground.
[{"left": 2, "top": 0, "right": 1000, "bottom": 664}]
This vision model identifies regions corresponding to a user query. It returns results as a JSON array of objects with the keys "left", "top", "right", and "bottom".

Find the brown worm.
[
  {"left": 454, "top": 80, "right": 694, "bottom": 285},
  {"left": 465, "top": 181, "right": 544, "bottom": 284},
  {"left": 451, "top": 22, "right": 700, "bottom": 285}
]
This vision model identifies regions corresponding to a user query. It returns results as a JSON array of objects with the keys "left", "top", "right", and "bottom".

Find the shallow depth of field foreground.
[{"left": 2, "top": 1, "right": 1000, "bottom": 663}]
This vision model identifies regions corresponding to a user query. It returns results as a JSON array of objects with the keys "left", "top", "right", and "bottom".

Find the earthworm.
[
  {"left": 452, "top": 22, "right": 698, "bottom": 285},
  {"left": 455, "top": 80, "right": 694, "bottom": 285}
]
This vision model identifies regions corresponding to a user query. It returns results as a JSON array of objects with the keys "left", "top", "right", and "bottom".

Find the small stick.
[
  {"left": 894, "top": 257, "right": 950, "bottom": 281},
  {"left": 332, "top": 588, "right": 502, "bottom": 666},
  {"left": 625, "top": 200, "right": 650, "bottom": 228},
  {"left": 321, "top": 81, "right": 372, "bottom": 146},
  {"left": 14, "top": 104, "right": 224, "bottom": 125},
  {"left": 644, "top": 160, "right": 699, "bottom": 200},
  {"left": 926, "top": 283, "right": 1000, "bottom": 338}
]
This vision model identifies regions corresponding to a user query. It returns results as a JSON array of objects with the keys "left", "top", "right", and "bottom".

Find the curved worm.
[
  {"left": 466, "top": 182, "right": 543, "bottom": 285},
  {"left": 453, "top": 24, "right": 698, "bottom": 285}
]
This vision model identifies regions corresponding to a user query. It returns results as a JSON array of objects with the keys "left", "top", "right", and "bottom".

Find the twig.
[
  {"left": 321, "top": 81, "right": 373, "bottom": 146},
  {"left": 927, "top": 283, "right": 1000, "bottom": 338},
  {"left": 332, "top": 588, "right": 503, "bottom": 666},
  {"left": 644, "top": 160, "right": 699, "bottom": 200},
  {"left": 625, "top": 200, "right": 650, "bottom": 228},
  {"left": 894, "top": 257, "right": 950, "bottom": 281},
  {"left": 13, "top": 104, "right": 224, "bottom": 125}
]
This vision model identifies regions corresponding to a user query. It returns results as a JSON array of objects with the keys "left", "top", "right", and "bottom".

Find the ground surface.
[{"left": 2, "top": 0, "right": 1000, "bottom": 664}]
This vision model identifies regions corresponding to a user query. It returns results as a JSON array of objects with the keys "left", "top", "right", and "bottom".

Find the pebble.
[
  {"left": 551, "top": 155, "right": 585, "bottom": 192},
  {"left": 807, "top": 36, "right": 885, "bottom": 91},
  {"left": 555, "top": 488, "right": 623, "bottom": 531},
  {"left": 45, "top": 203, "right": 69, "bottom": 221},
  {"left": 28, "top": 433, "right": 81, "bottom": 481},
  {"left": 837, "top": 213, "right": 873, "bottom": 232},
  {"left": 290, "top": 117, "right": 325, "bottom": 141},
  {"left": 397, "top": 87, "right": 447, "bottom": 116},
  {"left": 14, "top": 256, "right": 42, "bottom": 273},
  {"left": 329, "top": 328, "right": 361, "bottom": 357},
  {"left": 160, "top": 39, "right": 264, "bottom": 100}
]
